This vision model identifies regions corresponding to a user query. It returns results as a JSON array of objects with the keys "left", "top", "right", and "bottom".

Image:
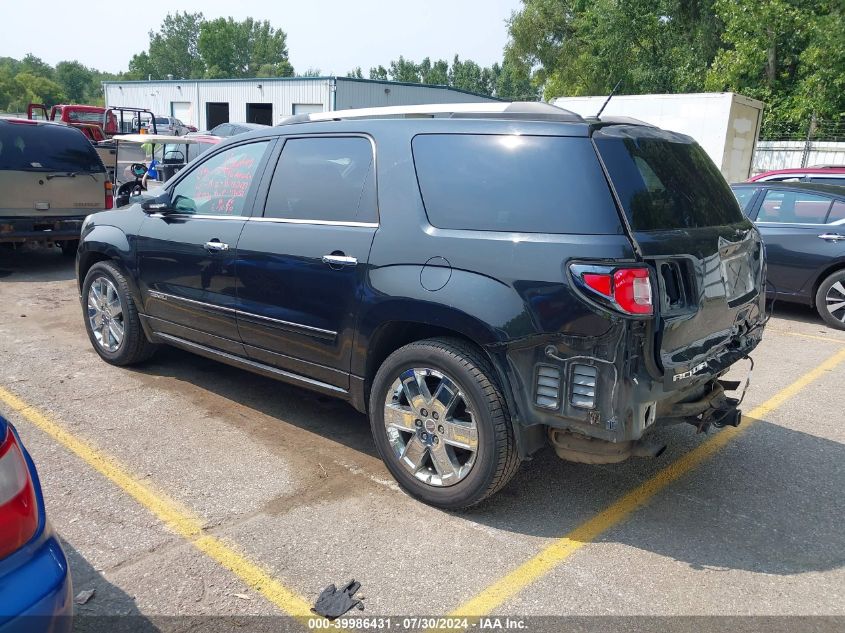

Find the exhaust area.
[{"left": 547, "top": 427, "right": 667, "bottom": 464}]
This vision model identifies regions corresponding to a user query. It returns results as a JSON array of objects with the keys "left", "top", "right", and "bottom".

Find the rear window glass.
[
  {"left": 594, "top": 126, "right": 744, "bottom": 231},
  {"left": 412, "top": 134, "right": 622, "bottom": 234},
  {"left": 0, "top": 122, "right": 104, "bottom": 173},
  {"left": 154, "top": 117, "right": 171, "bottom": 124},
  {"left": 66, "top": 110, "right": 104, "bottom": 124}
]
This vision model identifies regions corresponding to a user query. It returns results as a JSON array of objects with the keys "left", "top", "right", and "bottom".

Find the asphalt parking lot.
[{"left": 1, "top": 245, "right": 843, "bottom": 630}]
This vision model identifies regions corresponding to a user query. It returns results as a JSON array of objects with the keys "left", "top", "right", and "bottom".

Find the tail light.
[
  {"left": 104, "top": 180, "right": 114, "bottom": 210},
  {"left": 0, "top": 425, "right": 38, "bottom": 560},
  {"left": 571, "top": 264, "right": 653, "bottom": 316}
]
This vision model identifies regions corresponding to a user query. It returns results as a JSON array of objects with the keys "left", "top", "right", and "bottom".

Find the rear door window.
[
  {"left": 757, "top": 190, "right": 832, "bottom": 224},
  {"left": 594, "top": 126, "right": 744, "bottom": 231},
  {"left": 412, "top": 134, "right": 621, "bottom": 234},
  {"left": 264, "top": 136, "right": 377, "bottom": 223},
  {"left": 827, "top": 201, "right": 845, "bottom": 224},
  {"left": 0, "top": 122, "right": 104, "bottom": 173}
]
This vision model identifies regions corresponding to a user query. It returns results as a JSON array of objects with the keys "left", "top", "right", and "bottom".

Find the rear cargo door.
[
  {"left": 594, "top": 125, "right": 765, "bottom": 387},
  {"left": 0, "top": 121, "right": 106, "bottom": 218}
]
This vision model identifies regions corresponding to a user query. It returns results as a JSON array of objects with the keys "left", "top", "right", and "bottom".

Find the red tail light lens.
[
  {"left": 104, "top": 180, "right": 114, "bottom": 210},
  {"left": 574, "top": 265, "right": 653, "bottom": 316},
  {"left": 0, "top": 427, "right": 38, "bottom": 559},
  {"left": 613, "top": 268, "right": 653, "bottom": 315}
]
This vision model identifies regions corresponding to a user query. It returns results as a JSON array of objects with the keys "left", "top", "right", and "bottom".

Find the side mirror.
[{"left": 141, "top": 193, "right": 173, "bottom": 214}]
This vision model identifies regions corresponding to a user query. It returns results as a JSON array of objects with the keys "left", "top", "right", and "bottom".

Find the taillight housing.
[
  {"left": 571, "top": 264, "right": 654, "bottom": 316},
  {"left": 0, "top": 425, "right": 39, "bottom": 560},
  {"left": 104, "top": 180, "right": 114, "bottom": 210}
]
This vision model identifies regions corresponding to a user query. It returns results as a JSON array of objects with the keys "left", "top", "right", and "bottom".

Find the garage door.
[
  {"left": 293, "top": 103, "right": 324, "bottom": 115},
  {"left": 171, "top": 102, "right": 192, "bottom": 125}
]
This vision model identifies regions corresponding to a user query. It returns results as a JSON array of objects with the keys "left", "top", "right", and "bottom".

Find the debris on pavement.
[
  {"left": 312, "top": 580, "right": 364, "bottom": 619},
  {"left": 74, "top": 589, "right": 96, "bottom": 605}
]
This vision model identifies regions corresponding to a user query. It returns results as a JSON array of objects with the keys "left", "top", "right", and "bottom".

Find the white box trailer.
[{"left": 552, "top": 92, "right": 764, "bottom": 183}]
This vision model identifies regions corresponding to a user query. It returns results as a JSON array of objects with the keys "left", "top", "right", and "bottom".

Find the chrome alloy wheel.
[
  {"left": 383, "top": 368, "right": 479, "bottom": 487},
  {"left": 825, "top": 281, "right": 845, "bottom": 324},
  {"left": 87, "top": 276, "right": 125, "bottom": 353}
]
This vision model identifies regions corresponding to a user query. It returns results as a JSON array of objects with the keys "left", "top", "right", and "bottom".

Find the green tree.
[
  {"left": 55, "top": 61, "right": 93, "bottom": 103},
  {"left": 794, "top": 1, "right": 845, "bottom": 123},
  {"left": 495, "top": 53, "right": 537, "bottom": 100},
  {"left": 705, "top": 0, "right": 834, "bottom": 129},
  {"left": 19, "top": 54, "right": 55, "bottom": 80},
  {"left": 198, "top": 17, "right": 293, "bottom": 78},
  {"left": 11, "top": 72, "right": 65, "bottom": 110},
  {"left": 508, "top": 0, "right": 723, "bottom": 99},
  {"left": 128, "top": 12, "right": 205, "bottom": 80},
  {"left": 419, "top": 58, "right": 449, "bottom": 85},
  {"left": 347, "top": 67, "right": 364, "bottom": 79},
  {"left": 388, "top": 56, "right": 421, "bottom": 82},
  {"left": 449, "top": 55, "right": 486, "bottom": 93},
  {"left": 369, "top": 65, "right": 388, "bottom": 80}
]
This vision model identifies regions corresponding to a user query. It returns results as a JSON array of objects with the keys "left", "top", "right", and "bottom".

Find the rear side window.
[
  {"left": 807, "top": 177, "right": 845, "bottom": 186},
  {"left": 757, "top": 190, "right": 832, "bottom": 224},
  {"left": 412, "top": 134, "right": 621, "bottom": 234},
  {"left": 731, "top": 187, "right": 758, "bottom": 215},
  {"left": 594, "top": 126, "right": 744, "bottom": 231},
  {"left": 0, "top": 122, "right": 104, "bottom": 173},
  {"left": 264, "top": 137, "right": 377, "bottom": 223}
]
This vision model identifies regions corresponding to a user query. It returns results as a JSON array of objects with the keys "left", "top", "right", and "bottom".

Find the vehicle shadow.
[
  {"left": 0, "top": 244, "right": 76, "bottom": 283},
  {"left": 770, "top": 300, "right": 827, "bottom": 327},
  {"left": 128, "top": 347, "right": 844, "bottom": 577},
  {"left": 61, "top": 540, "right": 160, "bottom": 632}
]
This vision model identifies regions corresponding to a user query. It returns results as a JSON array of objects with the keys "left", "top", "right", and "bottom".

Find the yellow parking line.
[
  {"left": 0, "top": 386, "right": 315, "bottom": 619},
  {"left": 450, "top": 347, "right": 845, "bottom": 617},
  {"left": 784, "top": 331, "right": 845, "bottom": 345}
]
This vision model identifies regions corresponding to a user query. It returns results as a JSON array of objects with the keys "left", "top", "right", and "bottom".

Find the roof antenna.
[{"left": 595, "top": 79, "right": 623, "bottom": 119}]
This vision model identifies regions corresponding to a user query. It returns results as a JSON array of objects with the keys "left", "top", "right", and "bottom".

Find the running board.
[{"left": 154, "top": 332, "right": 348, "bottom": 397}]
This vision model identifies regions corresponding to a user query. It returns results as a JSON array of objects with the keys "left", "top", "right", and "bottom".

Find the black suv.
[{"left": 77, "top": 103, "right": 766, "bottom": 509}]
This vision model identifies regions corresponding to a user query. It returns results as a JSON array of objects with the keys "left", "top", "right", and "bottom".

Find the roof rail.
[{"left": 277, "top": 101, "right": 584, "bottom": 126}]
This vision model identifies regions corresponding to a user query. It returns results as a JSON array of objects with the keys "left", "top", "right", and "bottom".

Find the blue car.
[{"left": 0, "top": 415, "right": 72, "bottom": 633}]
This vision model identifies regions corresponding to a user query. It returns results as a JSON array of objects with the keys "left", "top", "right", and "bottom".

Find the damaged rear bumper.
[{"left": 496, "top": 319, "right": 760, "bottom": 460}]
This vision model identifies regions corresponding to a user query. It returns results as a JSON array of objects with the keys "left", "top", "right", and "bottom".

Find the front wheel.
[
  {"left": 815, "top": 270, "right": 845, "bottom": 330},
  {"left": 369, "top": 338, "right": 519, "bottom": 509},
  {"left": 82, "top": 261, "right": 158, "bottom": 365}
]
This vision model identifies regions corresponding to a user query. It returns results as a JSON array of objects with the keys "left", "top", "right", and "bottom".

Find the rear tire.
[
  {"left": 82, "top": 261, "right": 158, "bottom": 365},
  {"left": 815, "top": 270, "right": 845, "bottom": 330},
  {"left": 369, "top": 338, "right": 520, "bottom": 509}
]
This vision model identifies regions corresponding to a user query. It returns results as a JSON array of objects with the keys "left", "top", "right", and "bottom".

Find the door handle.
[
  {"left": 818, "top": 233, "right": 845, "bottom": 242},
  {"left": 205, "top": 240, "right": 229, "bottom": 252},
  {"left": 322, "top": 254, "right": 357, "bottom": 267}
]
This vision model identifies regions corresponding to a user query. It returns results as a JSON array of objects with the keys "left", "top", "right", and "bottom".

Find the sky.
[{"left": 1, "top": 0, "right": 522, "bottom": 74}]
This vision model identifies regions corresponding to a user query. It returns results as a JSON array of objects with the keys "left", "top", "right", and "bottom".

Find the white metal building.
[
  {"left": 102, "top": 77, "right": 499, "bottom": 131},
  {"left": 553, "top": 92, "right": 765, "bottom": 182}
]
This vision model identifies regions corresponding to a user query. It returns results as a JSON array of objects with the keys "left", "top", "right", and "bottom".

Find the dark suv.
[{"left": 76, "top": 103, "right": 766, "bottom": 509}]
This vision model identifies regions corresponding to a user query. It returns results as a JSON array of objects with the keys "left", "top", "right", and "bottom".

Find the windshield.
[{"left": 594, "top": 125, "right": 744, "bottom": 231}]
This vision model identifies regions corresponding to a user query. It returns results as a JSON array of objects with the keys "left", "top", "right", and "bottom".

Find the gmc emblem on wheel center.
[{"left": 673, "top": 361, "right": 709, "bottom": 382}]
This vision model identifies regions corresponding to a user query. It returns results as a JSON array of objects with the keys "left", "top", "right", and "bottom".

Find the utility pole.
[{"left": 801, "top": 113, "right": 817, "bottom": 168}]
